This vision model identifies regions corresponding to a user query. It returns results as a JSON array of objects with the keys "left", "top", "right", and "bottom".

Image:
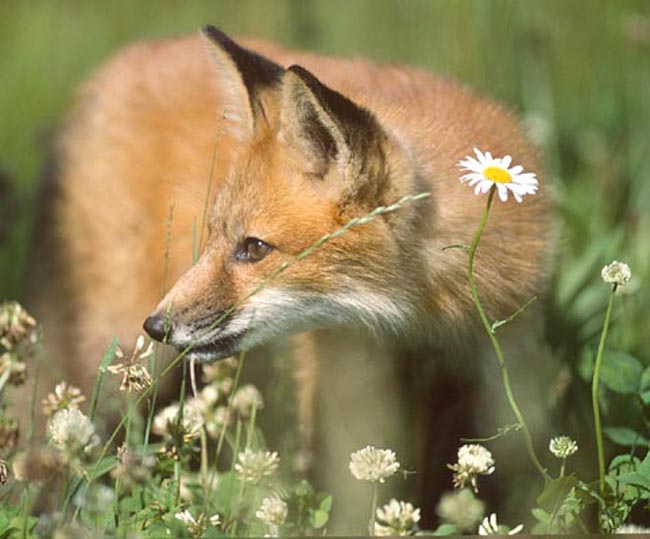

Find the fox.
[{"left": 28, "top": 26, "right": 550, "bottom": 528}]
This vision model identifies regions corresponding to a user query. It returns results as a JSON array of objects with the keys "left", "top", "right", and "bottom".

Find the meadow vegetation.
[{"left": 1, "top": 1, "right": 649, "bottom": 536}]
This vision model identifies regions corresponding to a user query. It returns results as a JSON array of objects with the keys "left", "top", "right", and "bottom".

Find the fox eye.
[{"left": 236, "top": 237, "right": 274, "bottom": 262}]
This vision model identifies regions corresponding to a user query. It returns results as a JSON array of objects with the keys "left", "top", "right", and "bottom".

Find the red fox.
[{"left": 30, "top": 27, "right": 550, "bottom": 527}]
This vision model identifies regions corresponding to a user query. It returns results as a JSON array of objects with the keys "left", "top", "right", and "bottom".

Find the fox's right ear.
[
  {"left": 202, "top": 26, "right": 283, "bottom": 140},
  {"left": 279, "top": 65, "right": 387, "bottom": 199}
]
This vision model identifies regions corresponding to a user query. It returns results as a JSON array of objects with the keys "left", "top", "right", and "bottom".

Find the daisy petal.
[{"left": 458, "top": 148, "right": 539, "bottom": 202}]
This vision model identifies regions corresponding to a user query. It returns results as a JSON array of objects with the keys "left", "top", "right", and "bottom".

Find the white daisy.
[
  {"left": 458, "top": 148, "right": 539, "bottom": 202},
  {"left": 479, "top": 513, "right": 524, "bottom": 536}
]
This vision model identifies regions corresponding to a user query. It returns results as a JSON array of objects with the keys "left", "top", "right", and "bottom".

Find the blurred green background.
[{"left": 1, "top": 0, "right": 649, "bottom": 512}]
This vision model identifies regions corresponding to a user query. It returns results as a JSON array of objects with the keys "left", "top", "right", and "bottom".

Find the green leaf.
[
  {"left": 537, "top": 476, "right": 578, "bottom": 513},
  {"left": 617, "top": 471, "right": 650, "bottom": 492},
  {"left": 600, "top": 350, "right": 643, "bottom": 394},
  {"left": 639, "top": 366, "right": 650, "bottom": 404},
  {"left": 212, "top": 472, "right": 239, "bottom": 515},
  {"left": 608, "top": 453, "right": 640, "bottom": 471},
  {"left": 309, "top": 509, "right": 329, "bottom": 529},
  {"left": 640, "top": 366, "right": 650, "bottom": 392},
  {"left": 88, "top": 337, "right": 120, "bottom": 421},
  {"left": 531, "top": 507, "right": 550, "bottom": 524},
  {"left": 318, "top": 495, "right": 332, "bottom": 512},
  {"left": 604, "top": 427, "right": 650, "bottom": 447}
]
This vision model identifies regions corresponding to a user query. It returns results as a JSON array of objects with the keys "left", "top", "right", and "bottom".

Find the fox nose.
[{"left": 143, "top": 313, "right": 170, "bottom": 343}]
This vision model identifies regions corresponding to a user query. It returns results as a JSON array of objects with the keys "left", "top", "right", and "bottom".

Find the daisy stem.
[
  {"left": 592, "top": 285, "right": 617, "bottom": 505},
  {"left": 368, "top": 483, "right": 378, "bottom": 536},
  {"left": 467, "top": 187, "right": 549, "bottom": 482}
]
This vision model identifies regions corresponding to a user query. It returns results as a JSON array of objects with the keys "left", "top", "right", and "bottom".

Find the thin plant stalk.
[
  {"left": 229, "top": 419, "right": 244, "bottom": 536},
  {"left": 198, "top": 130, "right": 221, "bottom": 253},
  {"left": 230, "top": 478, "right": 246, "bottom": 536},
  {"left": 26, "top": 342, "right": 41, "bottom": 447},
  {"left": 245, "top": 405, "right": 257, "bottom": 450},
  {"left": 466, "top": 187, "right": 549, "bottom": 482},
  {"left": 174, "top": 366, "right": 188, "bottom": 507},
  {"left": 115, "top": 398, "right": 134, "bottom": 523},
  {"left": 368, "top": 483, "right": 378, "bottom": 536},
  {"left": 143, "top": 204, "right": 175, "bottom": 457},
  {"left": 592, "top": 285, "right": 617, "bottom": 499},
  {"left": 200, "top": 428, "right": 209, "bottom": 502},
  {"left": 231, "top": 419, "right": 242, "bottom": 470},
  {"left": 209, "top": 351, "right": 246, "bottom": 493}
]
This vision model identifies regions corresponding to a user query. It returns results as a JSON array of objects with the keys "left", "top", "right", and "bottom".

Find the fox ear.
[
  {"left": 280, "top": 65, "right": 386, "bottom": 183},
  {"left": 202, "top": 26, "right": 283, "bottom": 139}
]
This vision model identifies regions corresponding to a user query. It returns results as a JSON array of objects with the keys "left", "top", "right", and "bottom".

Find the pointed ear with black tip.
[
  {"left": 202, "top": 26, "right": 283, "bottom": 139},
  {"left": 279, "top": 65, "right": 387, "bottom": 194}
]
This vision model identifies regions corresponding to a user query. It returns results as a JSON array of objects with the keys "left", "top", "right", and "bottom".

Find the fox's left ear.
[
  {"left": 280, "top": 65, "right": 387, "bottom": 196},
  {"left": 202, "top": 26, "right": 283, "bottom": 140}
]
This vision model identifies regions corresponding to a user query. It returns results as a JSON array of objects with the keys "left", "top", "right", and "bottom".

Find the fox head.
[{"left": 143, "top": 27, "right": 432, "bottom": 361}]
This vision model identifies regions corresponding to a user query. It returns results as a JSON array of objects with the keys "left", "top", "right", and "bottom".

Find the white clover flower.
[
  {"left": 202, "top": 358, "right": 238, "bottom": 385},
  {"left": 234, "top": 449, "right": 279, "bottom": 484},
  {"left": 152, "top": 399, "right": 203, "bottom": 440},
  {"left": 479, "top": 513, "right": 523, "bottom": 536},
  {"left": 204, "top": 405, "right": 231, "bottom": 439},
  {"left": 436, "top": 489, "right": 485, "bottom": 531},
  {"left": 47, "top": 408, "right": 99, "bottom": 456},
  {"left": 0, "top": 301, "right": 37, "bottom": 350},
  {"left": 457, "top": 444, "right": 495, "bottom": 473},
  {"left": 448, "top": 444, "right": 495, "bottom": 492},
  {"left": 42, "top": 381, "right": 86, "bottom": 416},
  {"left": 549, "top": 436, "right": 578, "bottom": 459},
  {"left": 232, "top": 384, "right": 264, "bottom": 418},
  {"left": 256, "top": 495, "right": 288, "bottom": 526},
  {"left": 175, "top": 509, "right": 197, "bottom": 526},
  {"left": 616, "top": 523, "right": 650, "bottom": 534},
  {"left": 349, "top": 446, "right": 400, "bottom": 483},
  {"left": 73, "top": 484, "right": 114, "bottom": 514},
  {"left": 107, "top": 335, "right": 153, "bottom": 392},
  {"left": 175, "top": 509, "right": 220, "bottom": 536},
  {"left": 374, "top": 498, "right": 421, "bottom": 536},
  {"left": 458, "top": 148, "right": 539, "bottom": 202},
  {"left": 601, "top": 260, "right": 631, "bottom": 287},
  {"left": 199, "top": 384, "right": 220, "bottom": 407}
]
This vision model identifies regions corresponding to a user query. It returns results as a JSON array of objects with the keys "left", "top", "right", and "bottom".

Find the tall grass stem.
[{"left": 592, "top": 285, "right": 617, "bottom": 502}]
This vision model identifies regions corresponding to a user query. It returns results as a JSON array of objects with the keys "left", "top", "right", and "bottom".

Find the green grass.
[{"left": 1, "top": 0, "right": 650, "bottom": 534}]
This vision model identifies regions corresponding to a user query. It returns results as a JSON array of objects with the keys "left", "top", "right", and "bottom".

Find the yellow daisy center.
[{"left": 483, "top": 166, "right": 512, "bottom": 184}]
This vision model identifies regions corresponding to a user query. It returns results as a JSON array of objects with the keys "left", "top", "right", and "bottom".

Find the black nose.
[{"left": 143, "top": 313, "right": 169, "bottom": 342}]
